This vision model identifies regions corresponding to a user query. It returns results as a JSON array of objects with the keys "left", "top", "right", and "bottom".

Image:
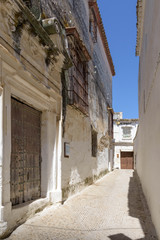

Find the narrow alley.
[{"left": 5, "top": 170, "right": 157, "bottom": 240}]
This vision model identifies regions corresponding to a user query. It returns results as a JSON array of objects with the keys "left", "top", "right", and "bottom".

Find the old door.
[
  {"left": 11, "top": 98, "right": 41, "bottom": 206},
  {"left": 121, "top": 151, "right": 134, "bottom": 169}
]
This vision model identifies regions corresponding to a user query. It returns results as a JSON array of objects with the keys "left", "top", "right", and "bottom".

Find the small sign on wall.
[{"left": 64, "top": 142, "right": 70, "bottom": 158}]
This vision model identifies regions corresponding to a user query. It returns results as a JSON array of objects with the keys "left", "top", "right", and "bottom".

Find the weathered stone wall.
[
  {"left": 0, "top": 0, "right": 66, "bottom": 236},
  {"left": 0, "top": 0, "right": 65, "bottom": 95},
  {"left": 41, "top": 0, "right": 114, "bottom": 199},
  {"left": 62, "top": 106, "right": 94, "bottom": 199}
]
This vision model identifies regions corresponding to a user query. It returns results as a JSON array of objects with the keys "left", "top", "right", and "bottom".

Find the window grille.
[
  {"left": 122, "top": 127, "right": 132, "bottom": 139},
  {"left": 108, "top": 110, "right": 113, "bottom": 138},
  {"left": 66, "top": 28, "right": 90, "bottom": 116},
  {"left": 91, "top": 129, "right": 97, "bottom": 157}
]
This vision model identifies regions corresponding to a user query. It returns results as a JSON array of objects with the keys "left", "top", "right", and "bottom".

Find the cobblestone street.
[{"left": 5, "top": 170, "right": 158, "bottom": 240}]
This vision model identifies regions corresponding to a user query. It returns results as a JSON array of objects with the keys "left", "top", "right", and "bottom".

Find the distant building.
[{"left": 113, "top": 113, "right": 138, "bottom": 169}]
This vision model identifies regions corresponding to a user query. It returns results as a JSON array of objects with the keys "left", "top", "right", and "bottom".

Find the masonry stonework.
[
  {"left": 40, "top": 0, "right": 115, "bottom": 199},
  {"left": 0, "top": 0, "right": 115, "bottom": 236}
]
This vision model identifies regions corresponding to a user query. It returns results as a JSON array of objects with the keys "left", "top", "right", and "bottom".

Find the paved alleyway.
[{"left": 5, "top": 170, "right": 158, "bottom": 240}]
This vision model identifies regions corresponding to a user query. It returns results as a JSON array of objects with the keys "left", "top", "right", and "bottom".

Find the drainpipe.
[
  {"left": 0, "top": 86, "right": 3, "bottom": 222},
  {"left": 0, "top": 86, "right": 7, "bottom": 236}
]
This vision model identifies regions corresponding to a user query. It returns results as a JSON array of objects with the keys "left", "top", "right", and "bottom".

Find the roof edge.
[
  {"left": 89, "top": 1, "right": 115, "bottom": 76},
  {"left": 65, "top": 27, "right": 91, "bottom": 62},
  {"left": 114, "top": 119, "right": 139, "bottom": 122},
  {"left": 136, "top": 0, "right": 145, "bottom": 56}
]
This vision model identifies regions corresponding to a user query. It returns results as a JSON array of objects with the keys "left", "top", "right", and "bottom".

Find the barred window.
[
  {"left": 122, "top": 127, "right": 132, "bottom": 139},
  {"left": 66, "top": 27, "right": 90, "bottom": 116},
  {"left": 91, "top": 129, "right": 97, "bottom": 157}
]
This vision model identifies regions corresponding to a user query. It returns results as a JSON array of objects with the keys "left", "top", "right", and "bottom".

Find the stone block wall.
[{"left": 40, "top": 0, "right": 114, "bottom": 199}]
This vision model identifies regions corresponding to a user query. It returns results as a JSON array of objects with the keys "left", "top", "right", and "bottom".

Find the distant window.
[
  {"left": 122, "top": 127, "right": 132, "bottom": 139},
  {"left": 91, "top": 129, "right": 97, "bottom": 157},
  {"left": 89, "top": 8, "right": 97, "bottom": 43}
]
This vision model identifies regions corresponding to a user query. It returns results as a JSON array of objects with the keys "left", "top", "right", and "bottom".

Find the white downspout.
[
  {"left": 0, "top": 86, "right": 7, "bottom": 236},
  {"left": 0, "top": 86, "right": 4, "bottom": 222}
]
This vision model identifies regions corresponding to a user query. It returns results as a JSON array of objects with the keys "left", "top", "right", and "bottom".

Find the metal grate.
[
  {"left": 67, "top": 35, "right": 89, "bottom": 116},
  {"left": 91, "top": 129, "right": 97, "bottom": 157}
]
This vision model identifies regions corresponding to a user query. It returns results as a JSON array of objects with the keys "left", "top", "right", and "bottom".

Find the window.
[
  {"left": 89, "top": 8, "right": 97, "bottom": 43},
  {"left": 108, "top": 109, "right": 113, "bottom": 138},
  {"left": 122, "top": 127, "right": 132, "bottom": 139},
  {"left": 68, "top": 46, "right": 88, "bottom": 115},
  {"left": 66, "top": 27, "right": 90, "bottom": 116},
  {"left": 91, "top": 129, "right": 97, "bottom": 157}
]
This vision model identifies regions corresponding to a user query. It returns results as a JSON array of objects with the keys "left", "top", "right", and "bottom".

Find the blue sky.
[{"left": 97, "top": 0, "right": 139, "bottom": 119}]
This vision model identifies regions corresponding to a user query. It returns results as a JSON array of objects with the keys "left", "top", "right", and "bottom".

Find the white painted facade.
[
  {"left": 113, "top": 113, "right": 138, "bottom": 169},
  {"left": 135, "top": 0, "right": 160, "bottom": 238}
]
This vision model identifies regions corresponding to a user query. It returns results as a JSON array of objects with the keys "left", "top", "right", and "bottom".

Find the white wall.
[
  {"left": 114, "top": 122, "right": 138, "bottom": 143},
  {"left": 61, "top": 106, "right": 110, "bottom": 200},
  {"left": 135, "top": 0, "right": 160, "bottom": 238}
]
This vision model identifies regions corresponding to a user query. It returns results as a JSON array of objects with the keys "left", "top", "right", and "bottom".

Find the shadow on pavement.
[
  {"left": 127, "top": 170, "right": 157, "bottom": 240},
  {"left": 108, "top": 233, "right": 132, "bottom": 239},
  {"left": 109, "top": 171, "right": 157, "bottom": 240},
  {"left": 108, "top": 233, "right": 145, "bottom": 240}
]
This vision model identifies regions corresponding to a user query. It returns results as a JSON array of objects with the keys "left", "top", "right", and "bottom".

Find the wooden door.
[
  {"left": 11, "top": 98, "right": 41, "bottom": 206},
  {"left": 121, "top": 151, "right": 134, "bottom": 169}
]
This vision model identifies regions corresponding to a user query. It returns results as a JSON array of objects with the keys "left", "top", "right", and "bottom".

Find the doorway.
[{"left": 10, "top": 97, "right": 41, "bottom": 205}]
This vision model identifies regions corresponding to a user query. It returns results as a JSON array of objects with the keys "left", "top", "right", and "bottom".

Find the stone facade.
[
  {"left": 113, "top": 113, "right": 138, "bottom": 169},
  {"left": 135, "top": 0, "right": 160, "bottom": 238},
  {"left": 0, "top": 0, "right": 115, "bottom": 236},
  {"left": 0, "top": 0, "right": 71, "bottom": 236},
  {"left": 40, "top": 0, "right": 115, "bottom": 200}
]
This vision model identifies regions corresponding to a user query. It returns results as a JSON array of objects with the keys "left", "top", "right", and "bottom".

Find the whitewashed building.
[
  {"left": 134, "top": 0, "right": 160, "bottom": 238},
  {"left": 113, "top": 112, "right": 138, "bottom": 169}
]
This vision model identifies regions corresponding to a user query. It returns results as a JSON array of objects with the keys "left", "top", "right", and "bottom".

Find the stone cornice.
[{"left": 89, "top": 1, "right": 115, "bottom": 76}]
